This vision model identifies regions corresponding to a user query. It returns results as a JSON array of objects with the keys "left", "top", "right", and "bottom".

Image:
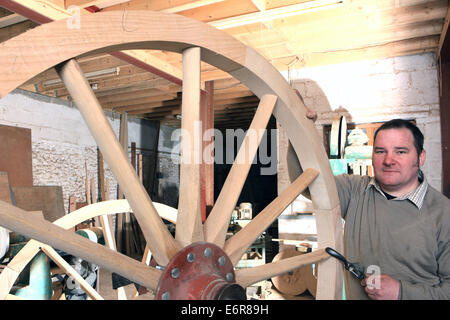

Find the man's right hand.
[{"left": 361, "top": 274, "right": 400, "bottom": 300}]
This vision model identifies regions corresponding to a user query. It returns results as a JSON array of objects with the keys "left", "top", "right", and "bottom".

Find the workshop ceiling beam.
[{"left": 0, "top": 0, "right": 184, "bottom": 89}]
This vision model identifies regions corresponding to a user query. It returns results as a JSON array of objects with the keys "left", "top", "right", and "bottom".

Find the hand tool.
[{"left": 325, "top": 247, "right": 366, "bottom": 281}]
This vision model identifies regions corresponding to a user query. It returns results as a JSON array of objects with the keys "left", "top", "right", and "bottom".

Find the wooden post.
[
  {"left": 116, "top": 112, "right": 127, "bottom": 253},
  {"left": 118, "top": 113, "right": 128, "bottom": 200},
  {"left": 85, "top": 160, "right": 91, "bottom": 205},
  {"left": 98, "top": 148, "right": 106, "bottom": 202},
  {"left": 138, "top": 154, "right": 143, "bottom": 184}
]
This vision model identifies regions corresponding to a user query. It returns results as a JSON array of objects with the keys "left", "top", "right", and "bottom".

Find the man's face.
[{"left": 372, "top": 128, "right": 425, "bottom": 196}]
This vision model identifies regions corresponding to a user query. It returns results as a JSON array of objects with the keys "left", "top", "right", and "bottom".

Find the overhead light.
[
  {"left": 43, "top": 67, "right": 120, "bottom": 87},
  {"left": 208, "top": 0, "right": 345, "bottom": 30}
]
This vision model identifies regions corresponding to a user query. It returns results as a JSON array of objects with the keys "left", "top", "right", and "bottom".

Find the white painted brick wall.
[
  {"left": 0, "top": 89, "right": 155, "bottom": 212},
  {"left": 281, "top": 52, "right": 442, "bottom": 192}
]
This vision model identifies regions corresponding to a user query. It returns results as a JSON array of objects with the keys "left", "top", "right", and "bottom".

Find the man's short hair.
[{"left": 374, "top": 119, "right": 424, "bottom": 155}]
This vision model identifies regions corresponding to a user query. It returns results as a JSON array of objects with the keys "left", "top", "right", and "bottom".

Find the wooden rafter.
[{"left": 0, "top": 0, "right": 184, "bottom": 88}]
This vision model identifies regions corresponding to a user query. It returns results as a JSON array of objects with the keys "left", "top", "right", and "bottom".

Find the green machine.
[{"left": 5, "top": 228, "right": 104, "bottom": 300}]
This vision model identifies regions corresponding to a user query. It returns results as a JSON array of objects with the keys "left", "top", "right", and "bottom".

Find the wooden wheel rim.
[{"left": 0, "top": 10, "right": 343, "bottom": 299}]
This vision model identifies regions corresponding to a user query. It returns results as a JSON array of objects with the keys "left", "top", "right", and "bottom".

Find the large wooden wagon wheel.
[{"left": 0, "top": 11, "right": 343, "bottom": 300}]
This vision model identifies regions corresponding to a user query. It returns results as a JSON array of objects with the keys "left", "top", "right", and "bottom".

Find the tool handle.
[{"left": 325, "top": 247, "right": 349, "bottom": 269}]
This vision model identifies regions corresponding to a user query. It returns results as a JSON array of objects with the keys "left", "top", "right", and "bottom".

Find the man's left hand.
[{"left": 361, "top": 274, "right": 400, "bottom": 300}]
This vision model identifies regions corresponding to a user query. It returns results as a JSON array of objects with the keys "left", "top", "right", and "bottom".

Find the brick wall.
[{"left": 0, "top": 89, "right": 163, "bottom": 212}]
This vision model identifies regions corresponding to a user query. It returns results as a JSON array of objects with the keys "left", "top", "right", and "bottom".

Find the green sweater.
[{"left": 335, "top": 174, "right": 450, "bottom": 300}]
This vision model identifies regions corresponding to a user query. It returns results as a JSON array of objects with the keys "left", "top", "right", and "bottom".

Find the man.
[{"left": 335, "top": 119, "right": 450, "bottom": 300}]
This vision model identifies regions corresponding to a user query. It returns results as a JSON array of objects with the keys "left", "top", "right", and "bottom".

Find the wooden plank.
[
  {"left": 0, "top": 13, "right": 28, "bottom": 28},
  {"left": 0, "top": 172, "right": 13, "bottom": 204},
  {"left": 84, "top": 160, "right": 91, "bottom": 205},
  {"left": 98, "top": 149, "right": 106, "bottom": 201},
  {"left": 170, "top": 0, "right": 258, "bottom": 22},
  {"left": 204, "top": 94, "right": 277, "bottom": 247},
  {"left": 111, "top": 50, "right": 182, "bottom": 87},
  {"left": 56, "top": 59, "right": 180, "bottom": 265},
  {"left": 128, "top": 107, "right": 181, "bottom": 116},
  {"left": 40, "top": 68, "right": 172, "bottom": 98},
  {"left": 96, "top": 85, "right": 177, "bottom": 100},
  {"left": 90, "top": 177, "right": 101, "bottom": 228},
  {"left": 116, "top": 114, "right": 128, "bottom": 200},
  {"left": 201, "top": 80, "right": 214, "bottom": 221},
  {"left": 117, "top": 113, "right": 128, "bottom": 253},
  {"left": 175, "top": 46, "right": 204, "bottom": 246},
  {"left": 95, "top": 148, "right": 122, "bottom": 300},
  {"left": 138, "top": 154, "right": 143, "bottom": 183},
  {"left": 69, "top": 195, "right": 76, "bottom": 213},
  {"left": 224, "top": 168, "right": 319, "bottom": 265},
  {"left": 12, "top": 186, "right": 65, "bottom": 222},
  {"left": 90, "top": 178, "right": 96, "bottom": 203},
  {"left": 98, "top": 0, "right": 223, "bottom": 12},
  {"left": 108, "top": 97, "right": 181, "bottom": 112},
  {"left": 160, "top": 0, "right": 224, "bottom": 13},
  {"left": 0, "top": 124, "right": 32, "bottom": 187}
]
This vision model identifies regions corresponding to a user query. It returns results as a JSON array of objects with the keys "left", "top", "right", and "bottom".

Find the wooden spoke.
[
  {"left": 56, "top": 59, "right": 180, "bottom": 265},
  {"left": 235, "top": 249, "right": 329, "bottom": 288},
  {"left": 224, "top": 168, "right": 319, "bottom": 265},
  {"left": 175, "top": 47, "right": 204, "bottom": 246},
  {"left": 204, "top": 94, "right": 277, "bottom": 247},
  {"left": 0, "top": 200, "right": 162, "bottom": 291},
  {"left": 0, "top": 200, "right": 176, "bottom": 300},
  {"left": 40, "top": 245, "right": 103, "bottom": 300}
]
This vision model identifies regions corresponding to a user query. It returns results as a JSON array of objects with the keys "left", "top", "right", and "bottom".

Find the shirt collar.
[{"left": 367, "top": 170, "right": 428, "bottom": 209}]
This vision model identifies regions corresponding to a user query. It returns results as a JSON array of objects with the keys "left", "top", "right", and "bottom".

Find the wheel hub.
[{"left": 155, "top": 242, "right": 246, "bottom": 300}]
